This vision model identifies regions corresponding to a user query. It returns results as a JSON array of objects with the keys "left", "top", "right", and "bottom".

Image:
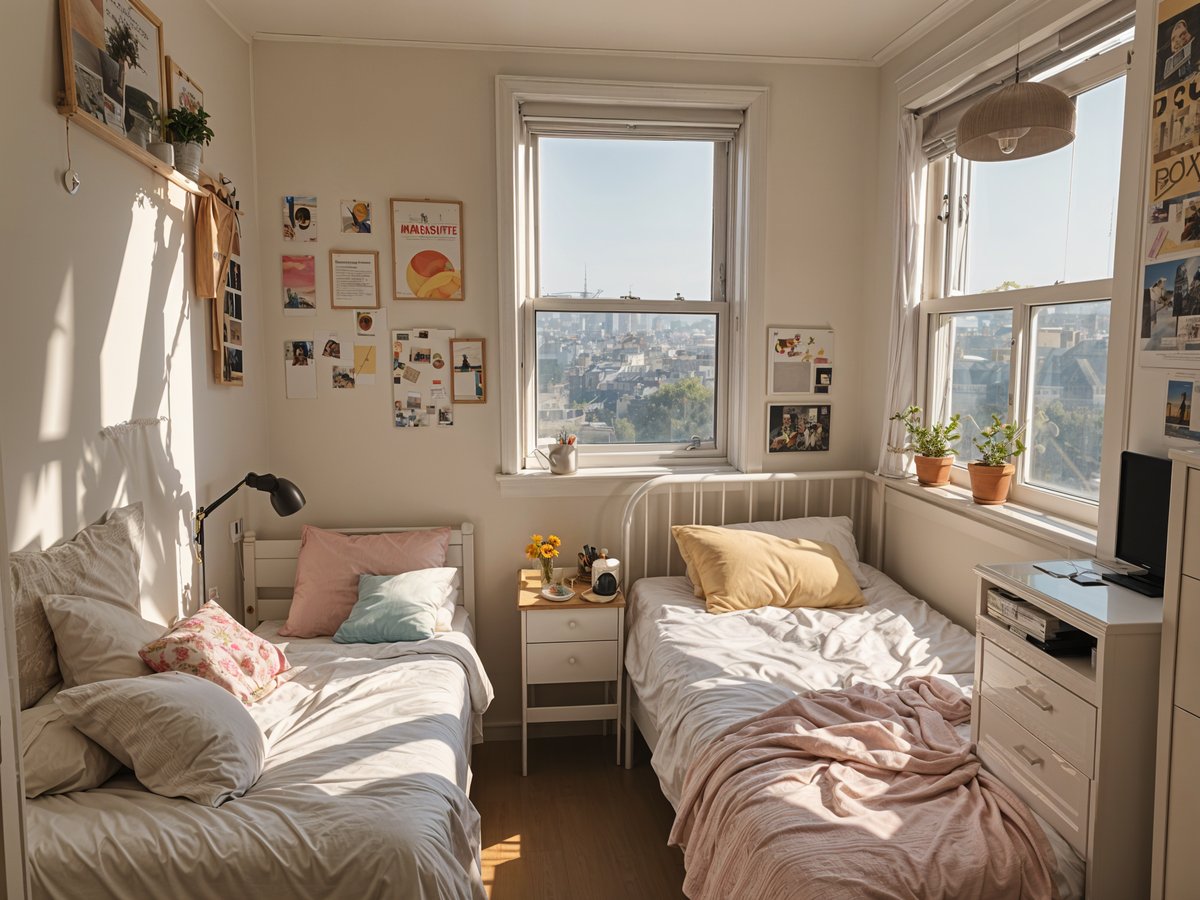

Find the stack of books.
[{"left": 986, "top": 588, "right": 1095, "bottom": 656}]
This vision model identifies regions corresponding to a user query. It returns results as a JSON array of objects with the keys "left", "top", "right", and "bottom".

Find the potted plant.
[
  {"left": 968, "top": 414, "right": 1027, "bottom": 505},
  {"left": 147, "top": 115, "right": 174, "bottom": 167},
  {"left": 165, "top": 106, "right": 214, "bottom": 181},
  {"left": 889, "top": 406, "right": 961, "bottom": 486},
  {"left": 104, "top": 18, "right": 143, "bottom": 134}
]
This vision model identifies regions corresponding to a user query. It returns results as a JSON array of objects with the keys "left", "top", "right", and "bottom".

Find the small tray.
[
  {"left": 540, "top": 584, "right": 574, "bottom": 601},
  {"left": 581, "top": 588, "right": 618, "bottom": 604}
]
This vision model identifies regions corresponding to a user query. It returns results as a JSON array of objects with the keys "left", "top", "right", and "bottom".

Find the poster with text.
[
  {"left": 391, "top": 328, "right": 454, "bottom": 426},
  {"left": 390, "top": 199, "right": 464, "bottom": 300},
  {"left": 1149, "top": 1, "right": 1200, "bottom": 239},
  {"left": 767, "top": 327, "right": 834, "bottom": 395}
]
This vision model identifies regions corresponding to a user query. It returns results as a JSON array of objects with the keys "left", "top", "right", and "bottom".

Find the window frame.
[
  {"left": 525, "top": 132, "right": 731, "bottom": 466},
  {"left": 920, "top": 61, "right": 1128, "bottom": 525},
  {"left": 495, "top": 77, "right": 769, "bottom": 476}
]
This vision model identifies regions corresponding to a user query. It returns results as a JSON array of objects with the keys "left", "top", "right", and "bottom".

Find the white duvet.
[
  {"left": 625, "top": 566, "right": 1085, "bottom": 900},
  {"left": 26, "top": 624, "right": 493, "bottom": 900}
]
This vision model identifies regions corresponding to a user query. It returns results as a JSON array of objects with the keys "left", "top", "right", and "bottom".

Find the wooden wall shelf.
[{"left": 59, "top": 106, "right": 204, "bottom": 197}]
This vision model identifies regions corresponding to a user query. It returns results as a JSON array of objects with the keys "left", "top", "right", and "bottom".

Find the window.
[
  {"left": 923, "top": 57, "right": 1127, "bottom": 521},
  {"left": 496, "top": 79, "right": 766, "bottom": 475},
  {"left": 533, "top": 137, "right": 726, "bottom": 454}
]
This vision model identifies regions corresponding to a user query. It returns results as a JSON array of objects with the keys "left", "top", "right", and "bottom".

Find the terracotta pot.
[
  {"left": 968, "top": 462, "right": 1015, "bottom": 505},
  {"left": 914, "top": 455, "right": 954, "bottom": 486}
]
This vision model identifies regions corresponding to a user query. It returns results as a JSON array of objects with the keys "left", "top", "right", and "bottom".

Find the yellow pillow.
[{"left": 672, "top": 525, "right": 865, "bottom": 614}]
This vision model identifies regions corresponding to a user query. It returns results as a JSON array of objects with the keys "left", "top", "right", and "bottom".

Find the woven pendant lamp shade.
[{"left": 956, "top": 81, "right": 1076, "bottom": 161}]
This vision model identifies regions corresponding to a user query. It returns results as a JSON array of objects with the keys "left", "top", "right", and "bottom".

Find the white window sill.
[
  {"left": 872, "top": 474, "right": 1098, "bottom": 557},
  {"left": 497, "top": 464, "right": 739, "bottom": 498}
]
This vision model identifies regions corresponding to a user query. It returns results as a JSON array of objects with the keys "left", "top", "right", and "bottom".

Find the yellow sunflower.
[
  {"left": 540, "top": 543, "right": 557, "bottom": 558},
  {"left": 548, "top": 535, "right": 561, "bottom": 547}
]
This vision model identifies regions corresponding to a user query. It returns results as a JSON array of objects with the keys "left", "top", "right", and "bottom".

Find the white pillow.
[
  {"left": 21, "top": 689, "right": 121, "bottom": 798},
  {"left": 57, "top": 672, "right": 266, "bottom": 807},
  {"left": 435, "top": 585, "right": 462, "bottom": 633},
  {"left": 42, "top": 594, "right": 166, "bottom": 687},
  {"left": 685, "top": 516, "right": 868, "bottom": 594}
]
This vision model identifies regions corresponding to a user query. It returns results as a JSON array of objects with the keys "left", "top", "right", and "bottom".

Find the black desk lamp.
[{"left": 193, "top": 472, "right": 305, "bottom": 603}]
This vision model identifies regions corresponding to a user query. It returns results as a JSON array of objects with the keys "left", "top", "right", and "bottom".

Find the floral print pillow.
[{"left": 139, "top": 601, "right": 292, "bottom": 704}]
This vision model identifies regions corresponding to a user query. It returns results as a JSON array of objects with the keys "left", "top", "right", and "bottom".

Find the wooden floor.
[{"left": 472, "top": 736, "right": 686, "bottom": 900}]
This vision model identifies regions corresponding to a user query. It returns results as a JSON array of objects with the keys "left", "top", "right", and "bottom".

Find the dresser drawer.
[
  {"left": 526, "top": 640, "right": 619, "bottom": 684},
  {"left": 1185, "top": 470, "right": 1200, "bottom": 580},
  {"left": 526, "top": 607, "right": 618, "bottom": 643},
  {"left": 977, "top": 697, "right": 1090, "bottom": 856},
  {"left": 980, "top": 639, "right": 1096, "bottom": 776},
  {"left": 1165, "top": 707, "right": 1200, "bottom": 897},
  {"left": 1176, "top": 577, "right": 1200, "bottom": 717}
]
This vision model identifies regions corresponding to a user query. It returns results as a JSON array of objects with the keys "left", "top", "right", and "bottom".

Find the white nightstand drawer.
[
  {"left": 977, "top": 697, "right": 1090, "bottom": 856},
  {"left": 980, "top": 639, "right": 1096, "bottom": 776},
  {"left": 527, "top": 640, "right": 619, "bottom": 684},
  {"left": 526, "top": 608, "right": 619, "bottom": 643}
]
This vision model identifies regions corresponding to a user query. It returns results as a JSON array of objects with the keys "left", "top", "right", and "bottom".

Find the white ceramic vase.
[{"left": 172, "top": 141, "right": 202, "bottom": 181}]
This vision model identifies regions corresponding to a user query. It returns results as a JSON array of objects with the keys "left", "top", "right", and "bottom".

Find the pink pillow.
[
  {"left": 279, "top": 526, "right": 451, "bottom": 638},
  {"left": 139, "top": 601, "right": 291, "bottom": 704}
]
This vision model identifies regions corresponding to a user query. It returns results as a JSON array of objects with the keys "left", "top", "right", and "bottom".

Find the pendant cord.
[{"left": 65, "top": 119, "right": 72, "bottom": 171}]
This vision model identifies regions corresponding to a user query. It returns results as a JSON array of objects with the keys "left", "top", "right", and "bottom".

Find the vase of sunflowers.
[{"left": 526, "top": 533, "right": 562, "bottom": 586}]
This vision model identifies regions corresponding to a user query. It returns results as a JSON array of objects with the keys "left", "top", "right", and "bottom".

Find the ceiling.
[{"left": 212, "top": 0, "right": 970, "bottom": 65}]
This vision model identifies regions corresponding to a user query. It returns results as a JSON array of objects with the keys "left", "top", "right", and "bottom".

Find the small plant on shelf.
[
  {"left": 889, "top": 405, "right": 961, "bottom": 486},
  {"left": 165, "top": 106, "right": 213, "bottom": 181},
  {"left": 968, "top": 414, "right": 1027, "bottom": 505},
  {"left": 526, "top": 533, "right": 561, "bottom": 585}
]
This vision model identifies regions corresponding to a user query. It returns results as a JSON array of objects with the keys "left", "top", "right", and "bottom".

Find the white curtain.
[{"left": 876, "top": 113, "right": 925, "bottom": 477}]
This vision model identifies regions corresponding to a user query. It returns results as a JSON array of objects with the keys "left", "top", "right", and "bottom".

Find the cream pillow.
[
  {"left": 21, "top": 697, "right": 121, "bottom": 798},
  {"left": 42, "top": 594, "right": 166, "bottom": 687},
  {"left": 672, "top": 525, "right": 866, "bottom": 614},
  {"left": 57, "top": 672, "right": 267, "bottom": 807}
]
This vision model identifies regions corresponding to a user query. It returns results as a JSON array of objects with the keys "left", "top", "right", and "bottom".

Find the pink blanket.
[{"left": 670, "top": 677, "right": 1058, "bottom": 900}]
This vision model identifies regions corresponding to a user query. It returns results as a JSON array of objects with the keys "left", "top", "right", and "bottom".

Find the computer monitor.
[{"left": 1102, "top": 451, "right": 1171, "bottom": 597}]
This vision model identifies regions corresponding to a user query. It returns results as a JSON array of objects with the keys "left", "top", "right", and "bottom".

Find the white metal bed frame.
[
  {"left": 618, "top": 471, "right": 879, "bottom": 769},
  {"left": 241, "top": 523, "right": 475, "bottom": 632}
]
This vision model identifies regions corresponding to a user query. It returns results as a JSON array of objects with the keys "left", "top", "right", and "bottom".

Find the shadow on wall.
[{"left": 8, "top": 185, "right": 196, "bottom": 621}]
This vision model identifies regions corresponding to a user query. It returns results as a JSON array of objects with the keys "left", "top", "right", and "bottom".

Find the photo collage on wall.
[
  {"left": 392, "top": 329, "right": 454, "bottom": 427},
  {"left": 765, "top": 327, "right": 834, "bottom": 452},
  {"left": 214, "top": 259, "right": 243, "bottom": 386}
]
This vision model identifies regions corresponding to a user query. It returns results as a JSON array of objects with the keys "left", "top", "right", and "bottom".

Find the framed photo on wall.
[
  {"left": 767, "top": 403, "right": 831, "bottom": 452},
  {"left": 767, "top": 327, "right": 835, "bottom": 395},
  {"left": 165, "top": 56, "right": 202, "bottom": 113},
  {"left": 449, "top": 339, "right": 486, "bottom": 403},
  {"left": 59, "top": 0, "right": 166, "bottom": 151},
  {"left": 329, "top": 250, "right": 381, "bottom": 309},
  {"left": 390, "top": 199, "right": 465, "bottom": 300}
]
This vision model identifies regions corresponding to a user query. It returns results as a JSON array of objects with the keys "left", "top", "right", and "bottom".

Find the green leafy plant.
[
  {"left": 972, "top": 414, "right": 1027, "bottom": 467},
  {"left": 889, "top": 406, "right": 961, "bottom": 458},
  {"left": 166, "top": 106, "right": 214, "bottom": 146},
  {"left": 105, "top": 21, "right": 144, "bottom": 72}
]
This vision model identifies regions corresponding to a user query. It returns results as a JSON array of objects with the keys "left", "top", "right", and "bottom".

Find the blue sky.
[{"left": 538, "top": 138, "right": 715, "bottom": 300}]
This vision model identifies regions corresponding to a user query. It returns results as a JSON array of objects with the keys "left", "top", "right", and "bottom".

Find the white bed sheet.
[
  {"left": 625, "top": 567, "right": 1085, "bottom": 900},
  {"left": 26, "top": 624, "right": 493, "bottom": 900}
]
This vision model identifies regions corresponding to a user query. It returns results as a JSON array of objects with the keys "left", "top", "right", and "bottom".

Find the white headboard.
[
  {"left": 620, "top": 471, "right": 881, "bottom": 591},
  {"left": 240, "top": 523, "right": 475, "bottom": 630}
]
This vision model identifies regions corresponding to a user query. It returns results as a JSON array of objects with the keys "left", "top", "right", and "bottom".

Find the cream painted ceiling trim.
[
  {"left": 250, "top": 31, "right": 877, "bottom": 67},
  {"left": 871, "top": 0, "right": 975, "bottom": 65},
  {"left": 200, "top": 0, "right": 251, "bottom": 44}
]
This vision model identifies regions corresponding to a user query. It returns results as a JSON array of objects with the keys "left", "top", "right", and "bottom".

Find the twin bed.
[
  {"left": 21, "top": 522, "right": 491, "bottom": 899},
  {"left": 619, "top": 472, "right": 1086, "bottom": 900}
]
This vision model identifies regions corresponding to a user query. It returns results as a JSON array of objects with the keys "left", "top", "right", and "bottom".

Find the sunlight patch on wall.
[
  {"left": 39, "top": 274, "right": 75, "bottom": 442},
  {"left": 13, "top": 462, "right": 62, "bottom": 551},
  {"left": 99, "top": 207, "right": 158, "bottom": 424}
]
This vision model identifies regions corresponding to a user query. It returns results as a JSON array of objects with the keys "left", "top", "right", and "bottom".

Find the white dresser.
[
  {"left": 1152, "top": 450, "right": 1200, "bottom": 899},
  {"left": 972, "top": 562, "right": 1162, "bottom": 900}
]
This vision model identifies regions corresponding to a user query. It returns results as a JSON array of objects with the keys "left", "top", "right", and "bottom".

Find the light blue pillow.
[{"left": 333, "top": 570, "right": 453, "bottom": 643}]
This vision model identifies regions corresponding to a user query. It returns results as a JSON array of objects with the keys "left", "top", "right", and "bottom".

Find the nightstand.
[
  {"left": 972, "top": 561, "right": 1162, "bottom": 900},
  {"left": 517, "top": 569, "right": 625, "bottom": 775}
]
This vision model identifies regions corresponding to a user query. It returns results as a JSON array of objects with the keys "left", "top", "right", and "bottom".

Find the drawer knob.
[
  {"left": 1015, "top": 745, "right": 1044, "bottom": 767},
  {"left": 568, "top": 657, "right": 577, "bottom": 665},
  {"left": 568, "top": 620, "right": 578, "bottom": 629},
  {"left": 1015, "top": 684, "right": 1054, "bottom": 712}
]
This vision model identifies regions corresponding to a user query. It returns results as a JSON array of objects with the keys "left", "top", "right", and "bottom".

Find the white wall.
[
  {"left": 250, "top": 40, "right": 878, "bottom": 728},
  {"left": 0, "top": 0, "right": 266, "bottom": 623}
]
